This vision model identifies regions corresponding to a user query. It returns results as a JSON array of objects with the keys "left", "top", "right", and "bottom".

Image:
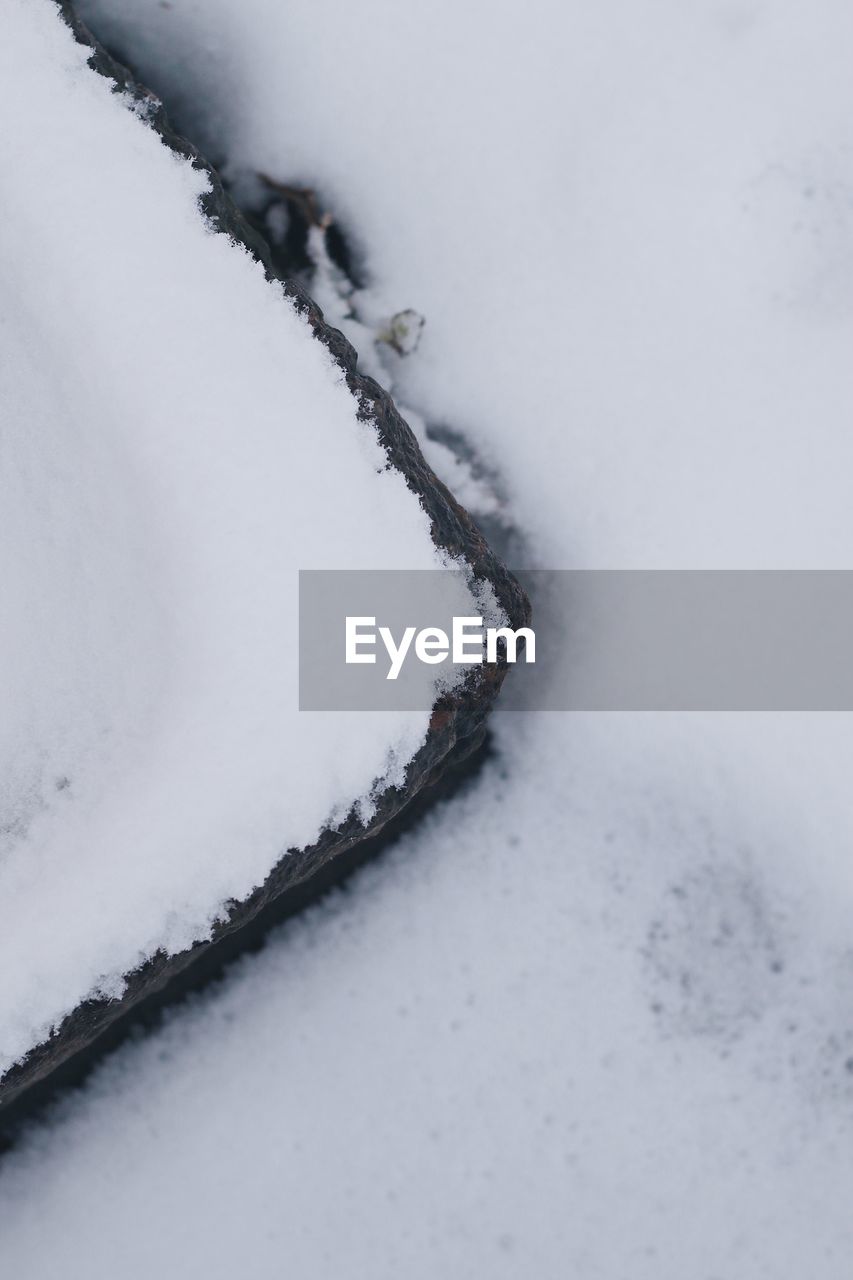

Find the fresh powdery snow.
[
  {"left": 0, "top": 0, "right": 468, "bottom": 1076},
  {"left": 3, "top": 0, "right": 853, "bottom": 1276}
]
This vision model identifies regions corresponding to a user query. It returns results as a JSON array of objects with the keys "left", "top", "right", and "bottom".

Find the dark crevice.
[
  {"left": 75, "top": 11, "right": 523, "bottom": 563},
  {"left": 0, "top": 731, "right": 495, "bottom": 1151},
  {"left": 0, "top": 3, "right": 529, "bottom": 1135},
  {"left": 248, "top": 175, "right": 363, "bottom": 286}
]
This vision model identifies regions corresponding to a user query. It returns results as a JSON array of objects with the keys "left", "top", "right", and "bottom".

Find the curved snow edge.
[{"left": 0, "top": 0, "right": 530, "bottom": 1119}]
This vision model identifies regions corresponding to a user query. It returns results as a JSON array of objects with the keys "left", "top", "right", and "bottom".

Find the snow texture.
[
  {"left": 3, "top": 0, "right": 853, "bottom": 1275},
  {"left": 0, "top": 0, "right": 461, "bottom": 1075}
]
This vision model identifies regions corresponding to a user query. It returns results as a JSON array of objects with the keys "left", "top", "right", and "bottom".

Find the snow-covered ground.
[
  {"left": 0, "top": 0, "right": 462, "bottom": 1075},
  {"left": 2, "top": 0, "right": 853, "bottom": 1274}
]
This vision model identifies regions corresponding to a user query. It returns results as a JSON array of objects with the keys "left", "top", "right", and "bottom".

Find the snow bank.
[{"left": 0, "top": 0, "right": 469, "bottom": 1075}]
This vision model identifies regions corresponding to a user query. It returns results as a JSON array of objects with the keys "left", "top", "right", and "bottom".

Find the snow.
[
  {"left": 3, "top": 0, "right": 853, "bottom": 1275},
  {"left": 3, "top": 744, "right": 853, "bottom": 1278},
  {"left": 0, "top": 0, "right": 460, "bottom": 1075}
]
